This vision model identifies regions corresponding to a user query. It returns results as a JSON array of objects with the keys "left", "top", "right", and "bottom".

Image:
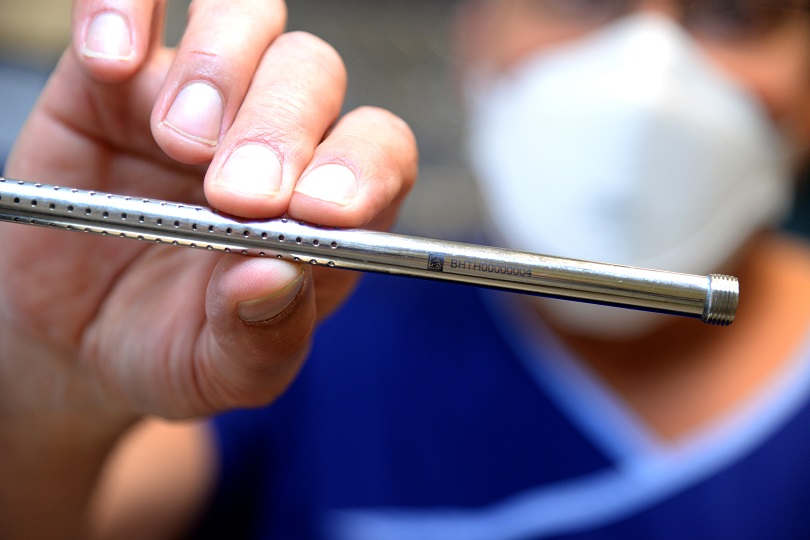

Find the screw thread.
[{"left": 702, "top": 274, "right": 739, "bottom": 326}]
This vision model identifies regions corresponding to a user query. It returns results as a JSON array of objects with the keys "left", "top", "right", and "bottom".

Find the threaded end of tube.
[{"left": 702, "top": 274, "right": 739, "bottom": 326}]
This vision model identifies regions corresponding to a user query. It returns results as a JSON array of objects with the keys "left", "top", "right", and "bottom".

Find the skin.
[
  {"left": 0, "top": 0, "right": 416, "bottom": 538},
  {"left": 4, "top": 0, "right": 810, "bottom": 538}
]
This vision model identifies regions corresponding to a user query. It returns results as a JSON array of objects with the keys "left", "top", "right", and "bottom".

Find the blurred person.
[{"left": 3, "top": 0, "right": 810, "bottom": 539}]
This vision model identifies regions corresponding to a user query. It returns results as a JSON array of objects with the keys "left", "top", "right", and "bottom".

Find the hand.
[{"left": 0, "top": 0, "right": 417, "bottom": 424}]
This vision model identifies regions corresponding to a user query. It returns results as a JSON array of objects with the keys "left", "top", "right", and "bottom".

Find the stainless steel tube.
[{"left": 0, "top": 178, "right": 739, "bottom": 325}]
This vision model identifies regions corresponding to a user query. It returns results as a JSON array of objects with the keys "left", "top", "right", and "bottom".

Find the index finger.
[{"left": 151, "top": 0, "right": 288, "bottom": 164}]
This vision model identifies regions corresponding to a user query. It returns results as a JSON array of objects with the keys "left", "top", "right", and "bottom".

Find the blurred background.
[{"left": 0, "top": 0, "right": 482, "bottom": 238}]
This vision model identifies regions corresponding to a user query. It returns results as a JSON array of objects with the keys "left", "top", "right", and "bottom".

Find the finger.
[
  {"left": 204, "top": 31, "right": 348, "bottom": 218},
  {"left": 73, "top": 0, "right": 163, "bottom": 82},
  {"left": 289, "top": 106, "right": 419, "bottom": 229},
  {"left": 198, "top": 257, "right": 315, "bottom": 411},
  {"left": 294, "top": 107, "right": 418, "bottom": 320},
  {"left": 151, "top": 0, "right": 287, "bottom": 164}
]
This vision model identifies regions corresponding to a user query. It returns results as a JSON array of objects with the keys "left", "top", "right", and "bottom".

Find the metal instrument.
[{"left": 0, "top": 177, "right": 738, "bottom": 325}]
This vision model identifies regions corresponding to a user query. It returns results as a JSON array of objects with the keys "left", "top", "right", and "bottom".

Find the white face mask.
[{"left": 464, "top": 14, "right": 794, "bottom": 338}]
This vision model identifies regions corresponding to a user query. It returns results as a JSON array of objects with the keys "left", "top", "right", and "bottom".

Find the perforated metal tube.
[{"left": 0, "top": 178, "right": 738, "bottom": 324}]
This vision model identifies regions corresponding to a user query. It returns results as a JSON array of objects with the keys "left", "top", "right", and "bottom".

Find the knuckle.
[
  {"left": 185, "top": 0, "right": 287, "bottom": 57},
  {"left": 355, "top": 106, "right": 417, "bottom": 148},
  {"left": 235, "top": 104, "right": 312, "bottom": 156},
  {"left": 350, "top": 107, "right": 419, "bottom": 178},
  {"left": 186, "top": 47, "right": 227, "bottom": 71},
  {"left": 275, "top": 31, "right": 347, "bottom": 86}
]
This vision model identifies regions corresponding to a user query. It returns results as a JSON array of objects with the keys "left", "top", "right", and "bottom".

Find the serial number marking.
[{"left": 449, "top": 257, "right": 533, "bottom": 277}]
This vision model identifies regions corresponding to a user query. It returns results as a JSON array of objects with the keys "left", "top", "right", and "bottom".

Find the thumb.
[{"left": 197, "top": 257, "right": 315, "bottom": 412}]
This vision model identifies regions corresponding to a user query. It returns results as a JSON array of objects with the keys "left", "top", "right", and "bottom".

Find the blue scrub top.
[{"left": 193, "top": 272, "right": 810, "bottom": 539}]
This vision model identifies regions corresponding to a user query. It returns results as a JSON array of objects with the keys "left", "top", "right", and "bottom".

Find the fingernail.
[
  {"left": 238, "top": 266, "right": 305, "bottom": 323},
  {"left": 82, "top": 11, "right": 132, "bottom": 60},
  {"left": 295, "top": 164, "right": 357, "bottom": 206},
  {"left": 163, "top": 82, "right": 223, "bottom": 145},
  {"left": 216, "top": 144, "right": 283, "bottom": 197}
]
